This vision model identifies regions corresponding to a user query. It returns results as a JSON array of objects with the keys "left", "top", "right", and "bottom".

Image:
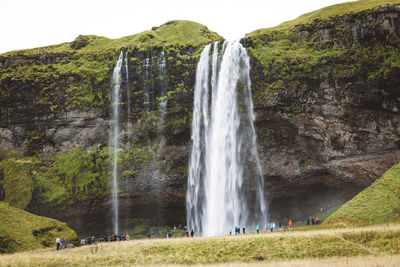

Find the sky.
[{"left": 0, "top": 0, "right": 355, "bottom": 54}]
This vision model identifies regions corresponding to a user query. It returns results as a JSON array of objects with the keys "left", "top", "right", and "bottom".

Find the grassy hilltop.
[{"left": 0, "top": 201, "right": 77, "bottom": 253}]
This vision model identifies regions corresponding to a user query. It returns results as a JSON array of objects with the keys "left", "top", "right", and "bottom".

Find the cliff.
[
  {"left": 0, "top": 1, "right": 400, "bottom": 235},
  {"left": 0, "top": 20, "right": 222, "bottom": 235},
  {"left": 245, "top": 0, "right": 400, "bottom": 221}
]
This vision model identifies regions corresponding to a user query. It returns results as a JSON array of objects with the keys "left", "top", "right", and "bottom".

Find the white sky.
[{"left": 0, "top": 0, "right": 354, "bottom": 54}]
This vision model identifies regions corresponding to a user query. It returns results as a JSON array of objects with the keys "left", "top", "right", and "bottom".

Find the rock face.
[
  {"left": 0, "top": 5, "right": 400, "bottom": 235},
  {"left": 246, "top": 4, "right": 400, "bottom": 222}
]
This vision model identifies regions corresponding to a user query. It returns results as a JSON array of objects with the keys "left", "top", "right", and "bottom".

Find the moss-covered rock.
[{"left": 0, "top": 201, "right": 77, "bottom": 253}]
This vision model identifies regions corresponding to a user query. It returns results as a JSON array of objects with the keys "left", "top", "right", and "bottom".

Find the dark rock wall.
[{"left": 246, "top": 4, "right": 400, "bottom": 222}]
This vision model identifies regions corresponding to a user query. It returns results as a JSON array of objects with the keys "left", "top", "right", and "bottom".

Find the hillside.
[
  {"left": 0, "top": 201, "right": 77, "bottom": 253},
  {"left": 325, "top": 162, "right": 400, "bottom": 225}
]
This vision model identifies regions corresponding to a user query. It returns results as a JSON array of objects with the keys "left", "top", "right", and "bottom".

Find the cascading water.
[
  {"left": 143, "top": 50, "right": 152, "bottom": 111},
  {"left": 110, "top": 51, "right": 124, "bottom": 235},
  {"left": 187, "top": 40, "right": 267, "bottom": 236},
  {"left": 125, "top": 51, "right": 132, "bottom": 144},
  {"left": 158, "top": 48, "right": 168, "bottom": 120}
]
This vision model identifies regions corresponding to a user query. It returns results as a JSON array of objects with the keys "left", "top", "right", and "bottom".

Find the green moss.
[
  {"left": 247, "top": 0, "right": 400, "bottom": 36},
  {"left": 0, "top": 158, "right": 38, "bottom": 209},
  {"left": 0, "top": 20, "right": 222, "bottom": 123},
  {"left": 0, "top": 201, "right": 78, "bottom": 253},
  {"left": 35, "top": 149, "right": 110, "bottom": 206},
  {"left": 325, "top": 162, "right": 400, "bottom": 226},
  {"left": 246, "top": 1, "right": 400, "bottom": 107}
]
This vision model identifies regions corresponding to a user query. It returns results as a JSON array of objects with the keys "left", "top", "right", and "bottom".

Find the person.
[
  {"left": 307, "top": 218, "right": 310, "bottom": 225},
  {"left": 185, "top": 229, "right": 189, "bottom": 237},
  {"left": 271, "top": 222, "right": 275, "bottom": 232},
  {"left": 279, "top": 222, "right": 282, "bottom": 229},
  {"left": 190, "top": 229, "right": 195, "bottom": 237},
  {"left": 289, "top": 219, "right": 293, "bottom": 230},
  {"left": 147, "top": 233, "right": 151, "bottom": 239},
  {"left": 174, "top": 225, "right": 176, "bottom": 230},
  {"left": 166, "top": 233, "right": 169, "bottom": 239},
  {"left": 242, "top": 226, "right": 246, "bottom": 234},
  {"left": 316, "top": 217, "right": 321, "bottom": 225},
  {"left": 61, "top": 238, "right": 65, "bottom": 249},
  {"left": 126, "top": 234, "right": 130, "bottom": 241},
  {"left": 312, "top": 218, "right": 315, "bottom": 225},
  {"left": 256, "top": 224, "right": 260, "bottom": 233},
  {"left": 56, "top": 237, "right": 60, "bottom": 250}
]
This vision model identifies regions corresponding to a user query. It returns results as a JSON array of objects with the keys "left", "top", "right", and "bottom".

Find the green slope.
[
  {"left": 325, "top": 162, "right": 400, "bottom": 226},
  {"left": 248, "top": 0, "right": 400, "bottom": 36},
  {"left": 0, "top": 20, "right": 220, "bottom": 56},
  {"left": 0, "top": 201, "right": 78, "bottom": 253}
]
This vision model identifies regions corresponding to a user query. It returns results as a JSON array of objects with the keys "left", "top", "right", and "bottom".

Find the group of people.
[
  {"left": 307, "top": 217, "right": 321, "bottom": 225},
  {"left": 55, "top": 237, "right": 66, "bottom": 250},
  {"left": 232, "top": 226, "right": 246, "bottom": 234},
  {"left": 266, "top": 220, "right": 293, "bottom": 232},
  {"left": 185, "top": 228, "right": 195, "bottom": 237}
]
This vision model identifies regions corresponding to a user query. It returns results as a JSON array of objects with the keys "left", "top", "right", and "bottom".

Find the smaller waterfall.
[
  {"left": 143, "top": 50, "right": 153, "bottom": 111},
  {"left": 110, "top": 51, "right": 124, "bottom": 235},
  {"left": 125, "top": 51, "right": 132, "bottom": 143},
  {"left": 158, "top": 48, "right": 168, "bottom": 120}
]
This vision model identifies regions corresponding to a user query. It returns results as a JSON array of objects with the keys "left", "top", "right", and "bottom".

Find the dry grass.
[{"left": 1, "top": 224, "right": 400, "bottom": 266}]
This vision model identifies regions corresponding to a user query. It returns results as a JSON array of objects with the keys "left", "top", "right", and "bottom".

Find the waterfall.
[
  {"left": 187, "top": 40, "right": 267, "bottom": 236},
  {"left": 110, "top": 51, "right": 124, "bottom": 235},
  {"left": 125, "top": 51, "right": 132, "bottom": 143},
  {"left": 158, "top": 48, "right": 168, "bottom": 120},
  {"left": 143, "top": 49, "right": 152, "bottom": 111},
  {"left": 186, "top": 44, "right": 211, "bottom": 232}
]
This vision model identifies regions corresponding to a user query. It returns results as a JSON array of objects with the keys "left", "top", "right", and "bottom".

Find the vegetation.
[
  {"left": 0, "top": 20, "right": 221, "bottom": 123},
  {"left": 325, "top": 162, "right": 400, "bottom": 226},
  {"left": 246, "top": 0, "right": 400, "bottom": 107},
  {"left": 0, "top": 201, "right": 77, "bottom": 253},
  {"left": 248, "top": 0, "right": 400, "bottom": 35},
  {"left": 1, "top": 225, "right": 400, "bottom": 265},
  {"left": 0, "top": 149, "right": 110, "bottom": 209}
]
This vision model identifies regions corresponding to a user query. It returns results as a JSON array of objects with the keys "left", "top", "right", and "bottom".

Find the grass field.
[{"left": 1, "top": 224, "right": 400, "bottom": 266}]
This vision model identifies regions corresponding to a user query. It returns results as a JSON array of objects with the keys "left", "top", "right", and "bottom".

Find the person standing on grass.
[
  {"left": 289, "top": 219, "right": 293, "bottom": 230},
  {"left": 242, "top": 225, "right": 246, "bottom": 234},
  {"left": 191, "top": 229, "right": 195, "bottom": 237},
  {"left": 56, "top": 237, "right": 60, "bottom": 250},
  {"left": 61, "top": 238, "right": 65, "bottom": 249},
  {"left": 256, "top": 224, "right": 260, "bottom": 233}
]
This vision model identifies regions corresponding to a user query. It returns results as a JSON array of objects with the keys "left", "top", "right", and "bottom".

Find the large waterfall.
[
  {"left": 187, "top": 40, "right": 267, "bottom": 236},
  {"left": 110, "top": 51, "right": 124, "bottom": 235}
]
